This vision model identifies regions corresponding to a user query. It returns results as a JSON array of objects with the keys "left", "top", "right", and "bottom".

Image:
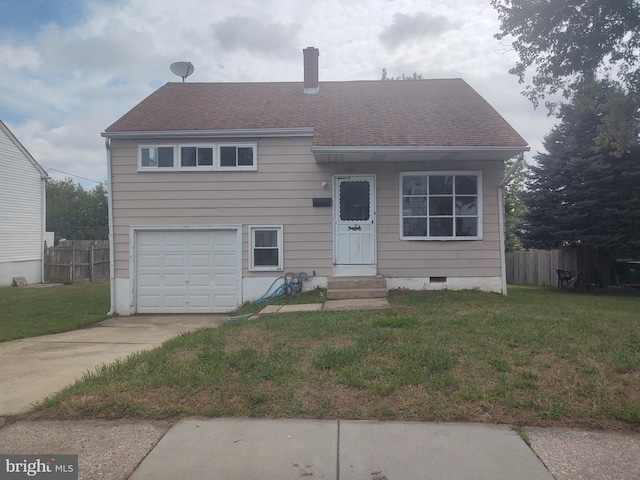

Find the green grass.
[
  {"left": 35, "top": 286, "right": 640, "bottom": 430},
  {"left": 0, "top": 281, "right": 110, "bottom": 341}
]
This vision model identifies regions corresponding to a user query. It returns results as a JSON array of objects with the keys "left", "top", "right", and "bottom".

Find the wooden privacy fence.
[
  {"left": 506, "top": 249, "right": 578, "bottom": 287},
  {"left": 44, "top": 240, "right": 109, "bottom": 284}
]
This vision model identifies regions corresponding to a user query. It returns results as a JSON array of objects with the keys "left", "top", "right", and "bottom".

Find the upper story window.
[
  {"left": 400, "top": 171, "right": 482, "bottom": 240},
  {"left": 138, "top": 143, "right": 257, "bottom": 171},
  {"left": 141, "top": 146, "right": 175, "bottom": 168},
  {"left": 220, "top": 145, "right": 256, "bottom": 170},
  {"left": 180, "top": 146, "right": 214, "bottom": 167}
]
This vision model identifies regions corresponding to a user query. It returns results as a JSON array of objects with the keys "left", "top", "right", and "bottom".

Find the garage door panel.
[
  {"left": 215, "top": 294, "right": 239, "bottom": 309},
  {"left": 137, "top": 294, "right": 161, "bottom": 308},
  {"left": 186, "top": 295, "right": 213, "bottom": 308},
  {"left": 163, "top": 254, "right": 186, "bottom": 267},
  {"left": 139, "top": 274, "right": 163, "bottom": 286},
  {"left": 164, "top": 232, "right": 186, "bottom": 246},
  {"left": 188, "top": 231, "right": 214, "bottom": 245},
  {"left": 195, "top": 274, "right": 215, "bottom": 284},
  {"left": 214, "top": 254, "right": 237, "bottom": 267},
  {"left": 189, "top": 254, "right": 212, "bottom": 267},
  {"left": 136, "top": 230, "right": 239, "bottom": 314},
  {"left": 163, "top": 294, "right": 188, "bottom": 308},
  {"left": 163, "top": 274, "right": 187, "bottom": 287},
  {"left": 138, "top": 254, "right": 161, "bottom": 268},
  {"left": 213, "top": 272, "right": 236, "bottom": 284},
  {"left": 138, "top": 235, "right": 162, "bottom": 247}
]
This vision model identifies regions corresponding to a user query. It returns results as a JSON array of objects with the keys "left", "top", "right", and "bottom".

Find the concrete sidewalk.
[
  {"left": 2, "top": 418, "right": 640, "bottom": 480},
  {"left": 129, "top": 419, "right": 553, "bottom": 480}
]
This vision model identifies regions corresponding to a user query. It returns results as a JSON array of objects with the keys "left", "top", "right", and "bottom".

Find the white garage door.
[{"left": 136, "top": 229, "right": 239, "bottom": 314}]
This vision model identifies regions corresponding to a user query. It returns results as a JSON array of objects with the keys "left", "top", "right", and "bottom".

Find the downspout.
[
  {"left": 105, "top": 137, "right": 115, "bottom": 315},
  {"left": 498, "top": 152, "right": 525, "bottom": 295},
  {"left": 41, "top": 174, "right": 47, "bottom": 283}
]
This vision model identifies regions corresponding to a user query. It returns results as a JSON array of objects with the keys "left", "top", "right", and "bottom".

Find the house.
[
  {"left": 102, "top": 47, "right": 529, "bottom": 315},
  {"left": 0, "top": 120, "right": 48, "bottom": 286}
]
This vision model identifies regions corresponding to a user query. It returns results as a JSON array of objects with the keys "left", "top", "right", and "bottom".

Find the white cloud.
[
  {"left": 380, "top": 12, "right": 453, "bottom": 49},
  {"left": 0, "top": 0, "right": 555, "bottom": 188},
  {"left": 211, "top": 16, "right": 300, "bottom": 56},
  {"left": 0, "top": 45, "right": 41, "bottom": 70}
]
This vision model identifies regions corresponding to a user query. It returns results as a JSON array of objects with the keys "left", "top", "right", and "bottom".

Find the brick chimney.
[{"left": 303, "top": 47, "right": 319, "bottom": 94}]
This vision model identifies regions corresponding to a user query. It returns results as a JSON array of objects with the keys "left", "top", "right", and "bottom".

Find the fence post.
[
  {"left": 71, "top": 243, "right": 76, "bottom": 284},
  {"left": 90, "top": 243, "right": 94, "bottom": 282}
]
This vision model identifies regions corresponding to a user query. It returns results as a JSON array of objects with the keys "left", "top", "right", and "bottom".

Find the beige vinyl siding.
[
  {"left": 0, "top": 128, "right": 44, "bottom": 263},
  {"left": 110, "top": 136, "right": 505, "bottom": 282},
  {"left": 375, "top": 161, "right": 503, "bottom": 279},
  {"left": 110, "top": 137, "right": 334, "bottom": 279}
]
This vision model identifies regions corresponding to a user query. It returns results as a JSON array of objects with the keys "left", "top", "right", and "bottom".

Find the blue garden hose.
[{"left": 253, "top": 276, "right": 292, "bottom": 303}]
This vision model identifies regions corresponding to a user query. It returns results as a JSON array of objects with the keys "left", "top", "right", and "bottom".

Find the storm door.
[{"left": 333, "top": 175, "right": 376, "bottom": 276}]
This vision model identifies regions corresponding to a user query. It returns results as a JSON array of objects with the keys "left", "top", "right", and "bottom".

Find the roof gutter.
[
  {"left": 312, "top": 145, "right": 530, "bottom": 154},
  {"left": 101, "top": 127, "right": 315, "bottom": 140},
  {"left": 498, "top": 152, "right": 525, "bottom": 295}
]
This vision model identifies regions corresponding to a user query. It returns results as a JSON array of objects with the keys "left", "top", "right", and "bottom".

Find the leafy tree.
[
  {"left": 492, "top": 0, "right": 640, "bottom": 109},
  {"left": 522, "top": 80, "right": 640, "bottom": 283},
  {"left": 46, "top": 178, "right": 108, "bottom": 242},
  {"left": 380, "top": 68, "right": 424, "bottom": 80}
]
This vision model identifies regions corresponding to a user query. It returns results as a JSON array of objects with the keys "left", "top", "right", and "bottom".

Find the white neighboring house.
[{"left": 0, "top": 120, "right": 48, "bottom": 286}]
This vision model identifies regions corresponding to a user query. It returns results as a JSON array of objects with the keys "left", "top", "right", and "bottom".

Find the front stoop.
[{"left": 327, "top": 275, "right": 388, "bottom": 300}]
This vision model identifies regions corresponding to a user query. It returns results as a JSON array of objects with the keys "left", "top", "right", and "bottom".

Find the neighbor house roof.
[
  {"left": 103, "top": 79, "right": 528, "bottom": 149},
  {"left": 0, "top": 120, "right": 48, "bottom": 179}
]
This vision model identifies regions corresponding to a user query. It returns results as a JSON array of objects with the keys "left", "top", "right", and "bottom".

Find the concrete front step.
[
  {"left": 327, "top": 276, "right": 388, "bottom": 300},
  {"left": 328, "top": 275, "right": 387, "bottom": 290},
  {"left": 327, "top": 288, "right": 388, "bottom": 300}
]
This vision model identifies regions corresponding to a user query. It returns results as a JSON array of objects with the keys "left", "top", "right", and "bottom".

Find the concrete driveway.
[{"left": 0, "top": 315, "right": 226, "bottom": 416}]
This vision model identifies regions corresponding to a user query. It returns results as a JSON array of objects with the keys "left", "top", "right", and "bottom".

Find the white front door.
[{"left": 334, "top": 175, "right": 376, "bottom": 276}]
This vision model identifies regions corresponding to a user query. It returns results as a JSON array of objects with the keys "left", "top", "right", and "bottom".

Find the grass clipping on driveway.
[{"left": 37, "top": 287, "right": 640, "bottom": 430}]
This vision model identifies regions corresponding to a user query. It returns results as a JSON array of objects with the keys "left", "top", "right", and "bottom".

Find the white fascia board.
[{"left": 102, "top": 127, "right": 315, "bottom": 139}]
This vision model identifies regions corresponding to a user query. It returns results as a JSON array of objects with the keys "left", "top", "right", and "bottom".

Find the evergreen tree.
[{"left": 523, "top": 81, "right": 640, "bottom": 276}]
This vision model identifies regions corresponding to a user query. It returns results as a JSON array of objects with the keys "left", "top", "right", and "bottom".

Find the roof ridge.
[{"left": 164, "top": 78, "right": 466, "bottom": 85}]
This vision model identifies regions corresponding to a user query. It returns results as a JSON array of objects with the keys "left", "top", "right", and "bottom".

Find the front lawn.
[
  {"left": 0, "top": 281, "right": 110, "bottom": 341},
  {"left": 36, "top": 287, "right": 640, "bottom": 430}
]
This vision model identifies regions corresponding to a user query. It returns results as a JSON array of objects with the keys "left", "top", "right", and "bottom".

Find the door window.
[{"left": 339, "top": 181, "right": 370, "bottom": 221}]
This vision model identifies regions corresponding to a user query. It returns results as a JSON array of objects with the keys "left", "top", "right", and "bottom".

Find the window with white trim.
[
  {"left": 249, "top": 225, "right": 283, "bottom": 271},
  {"left": 400, "top": 172, "right": 482, "bottom": 240},
  {"left": 180, "top": 146, "right": 214, "bottom": 168},
  {"left": 140, "top": 146, "right": 175, "bottom": 168},
  {"left": 138, "top": 143, "right": 256, "bottom": 171},
  {"left": 219, "top": 144, "right": 256, "bottom": 170}
]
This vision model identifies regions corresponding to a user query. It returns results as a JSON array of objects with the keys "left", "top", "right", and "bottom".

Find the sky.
[{"left": 0, "top": 0, "right": 557, "bottom": 189}]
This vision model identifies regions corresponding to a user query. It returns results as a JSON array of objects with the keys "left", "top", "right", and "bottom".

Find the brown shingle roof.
[{"left": 104, "top": 79, "right": 528, "bottom": 148}]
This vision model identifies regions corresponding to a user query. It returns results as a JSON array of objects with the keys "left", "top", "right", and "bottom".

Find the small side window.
[{"left": 249, "top": 226, "right": 283, "bottom": 271}]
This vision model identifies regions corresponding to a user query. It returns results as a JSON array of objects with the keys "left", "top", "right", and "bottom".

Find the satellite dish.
[{"left": 170, "top": 61, "right": 194, "bottom": 82}]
